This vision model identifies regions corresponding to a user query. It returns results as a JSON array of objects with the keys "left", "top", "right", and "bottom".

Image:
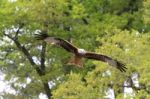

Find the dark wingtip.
[
  {"left": 116, "top": 61, "right": 127, "bottom": 72},
  {"left": 34, "top": 32, "right": 49, "bottom": 40}
]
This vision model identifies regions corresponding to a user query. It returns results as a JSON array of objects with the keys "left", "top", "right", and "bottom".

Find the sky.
[{"left": 0, "top": 71, "right": 16, "bottom": 95}]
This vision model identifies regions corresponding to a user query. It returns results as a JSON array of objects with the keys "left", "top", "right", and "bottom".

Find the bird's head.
[{"left": 78, "top": 48, "right": 86, "bottom": 54}]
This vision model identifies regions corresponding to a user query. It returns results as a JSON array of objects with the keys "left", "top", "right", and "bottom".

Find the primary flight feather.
[{"left": 35, "top": 33, "right": 127, "bottom": 72}]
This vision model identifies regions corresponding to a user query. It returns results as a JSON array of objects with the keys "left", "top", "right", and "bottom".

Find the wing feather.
[
  {"left": 35, "top": 33, "right": 78, "bottom": 54},
  {"left": 84, "top": 52, "right": 127, "bottom": 72}
]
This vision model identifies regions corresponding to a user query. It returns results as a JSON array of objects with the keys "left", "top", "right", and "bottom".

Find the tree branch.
[
  {"left": 43, "top": 82, "right": 52, "bottom": 99},
  {"left": 4, "top": 32, "right": 42, "bottom": 75},
  {"left": 14, "top": 23, "right": 24, "bottom": 40},
  {"left": 3, "top": 25, "right": 52, "bottom": 99},
  {"left": 39, "top": 29, "right": 52, "bottom": 99},
  {"left": 3, "top": 33, "right": 14, "bottom": 40},
  {"left": 40, "top": 42, "right": 47, "bottom": 74}
]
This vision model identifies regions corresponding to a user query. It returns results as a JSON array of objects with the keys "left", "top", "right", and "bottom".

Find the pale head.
[{"left": 77, "top": 48, "right": 86, "bottom": 54}]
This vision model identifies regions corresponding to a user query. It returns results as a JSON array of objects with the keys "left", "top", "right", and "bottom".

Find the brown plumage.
[{"left": 35, "top": 33, "right": 127, "bottom": 72}]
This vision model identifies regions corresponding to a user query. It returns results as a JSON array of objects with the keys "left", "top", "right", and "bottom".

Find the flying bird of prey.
[{"left": 35, "top": 33, "right": 127, "bottom": 72}]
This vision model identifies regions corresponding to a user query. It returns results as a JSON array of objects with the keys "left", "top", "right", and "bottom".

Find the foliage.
[
  {"left": 53, "top": 29, "right": 150, "bottom": 98},
  {"left": 0, "top": 0, "right": 150, "bottom": 99}
]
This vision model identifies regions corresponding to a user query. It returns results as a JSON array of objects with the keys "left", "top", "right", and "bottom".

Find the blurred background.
[{"left": 0, "top": 0, "right": 150, "bottom": 99}]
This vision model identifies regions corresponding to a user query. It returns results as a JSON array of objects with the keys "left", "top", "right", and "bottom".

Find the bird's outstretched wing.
[
  {"left": 35, "top": 33, "right": 78, "bottom": 54},
  {"left": 84, "top": 52, "right": 127, "bottom": 72}
]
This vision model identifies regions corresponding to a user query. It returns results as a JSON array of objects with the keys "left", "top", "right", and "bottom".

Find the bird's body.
[
  {"left": 44, "top": 37, "right": 58, "bottom": 45},
  {"left": 35, "top": 33, "right": 127, "bottom": 72}
]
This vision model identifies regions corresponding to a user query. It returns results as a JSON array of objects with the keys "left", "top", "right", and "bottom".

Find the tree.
[
  {"left": 53, "top": 29, "right": 150, "bottom": 99},
  {"left": 0, "top": 0, "right": 70, "bottom": 98},
  {"left": 0, "top": 0, "right": 149, "bottom": 99}
]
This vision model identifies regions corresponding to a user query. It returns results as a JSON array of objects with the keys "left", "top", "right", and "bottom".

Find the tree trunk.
[{"left": 43, "top": 82, "right": 52, "bottom": 99}]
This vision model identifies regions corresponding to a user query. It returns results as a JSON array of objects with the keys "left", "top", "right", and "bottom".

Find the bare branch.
[
  {"left": 3, "top": 24, "right": 52, "bottom": 99},
  {"left": 40, "top": 42, "right": 47, "bottom": 74},
  {"left": 3, "top": 33, "right": 14, "bottom": 40},
  {"left": 14, "top": 23, "right": 24, "bottom": 40},
  {"left": 3, "top": 31, "right": 42, "bottom": 75},
  {"left": 14, "top": 39, "right": 43, "bottom": 75}
]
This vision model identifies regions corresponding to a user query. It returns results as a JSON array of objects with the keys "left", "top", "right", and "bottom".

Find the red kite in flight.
[{"left": 35, "top": 33, "right": 127, "bottom": 72}]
